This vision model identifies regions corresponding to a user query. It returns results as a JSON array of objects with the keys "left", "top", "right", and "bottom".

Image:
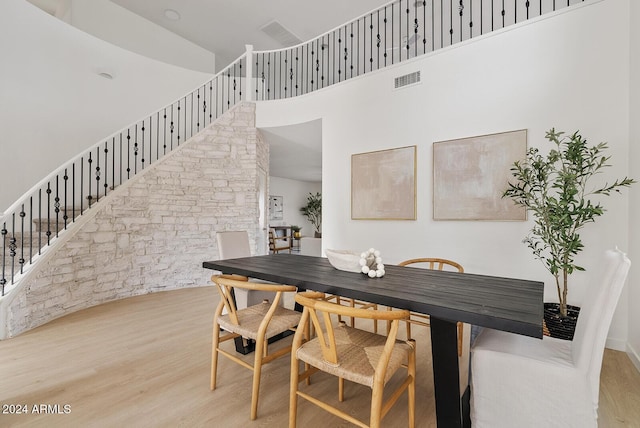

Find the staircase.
[{"left": 2, "top": 0, "right": 590, "bottom": 296}]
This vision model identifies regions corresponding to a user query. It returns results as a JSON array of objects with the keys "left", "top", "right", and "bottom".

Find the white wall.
[
  {"left": 257, "top": 0, "right": 634, "bottom": 349},
  {"left": 68, "top": 0, "right": 215, "bottom": 73},
  {"left": 0, "top": 0, "right": 212, "bottom": 212},
  {"left": 269, "top": 176, "right": 321, "bottom": 236},
  {"left": 628, "top": 0, "right": 640, "bottom": 370}
]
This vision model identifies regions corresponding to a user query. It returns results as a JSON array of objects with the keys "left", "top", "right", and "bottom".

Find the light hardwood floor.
[{"left": 0, "top": 287, "right": 639, "bottom": 427}]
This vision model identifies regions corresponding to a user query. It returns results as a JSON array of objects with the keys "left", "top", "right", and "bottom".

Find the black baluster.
[
  {"left": 450, "top": 0, "right": 454, "bottom": 46},
  {"left": 209, "top": 80, "right": 214, "bottom": 122},
  {"left": 458, "top": 0, "right": 463, "bottom": 43},
  {"left": 155, "top": 112, "right": 159, "bottom": 162},
  {"left": 63, "top": 168, "right": 68, "bottom": 228},
  {"left": 526, "top": 0, "right": 530, "bottom": 19},
  {"left": 183, "top": 96, "right": 187, "bottom": 142},
  {"left": 54, "top": 176, "right": 60, "bottom": 235},
  {"left": 134, "top": 123, "right": 139, "bottom": 175},
  {"left": 111, "top": 137, "right": 115, "bottom": 191},
  {"left": 87, "top": 153, "right": 93, "bottom": 208},
  {"left": 350, "top": 23, "right": 354, "bottom": 77},
  {"left": 104, "top": 143, "right": 109, "bottom": 195},
  {"left": 72, "top": 163, "right": 75, "bottom": 227},
  {"left": 296, "top": 47, "right": 300, "bottom": 95},
  {"left": 46, "top": 182, "right": 51, "bottom": 245},
  {"left": 392, "top": 3, "right": 396, "bottom": 63},
  {"left": 80, "top": 159, "right": 84, "bottom": 215},
  {"left": 29, "top": 197, "right": 33, "bottom": 265},
  {"left": 141, "top": 121, "right": 145, "bottom": 171},
  {"left": 38, "top": 188, "right": 42, "bottom": 254},
  {"left": 127, "top": 129, "right": 131, "bottom": 178},
  {"left": 1, "top": 222, "right": 6, "bottom": 294},
  {"left": 502, "top": 0, "right": 506, "bottom": 28},
  {"left": 377, "top": 10, "right": 381, "bottom": 70},
  {"left": 369, "top": 13, "right": 374, "bottom": 71},
  {"left": 177, "top": 100, "right": 181, "bottom": 146},
  {"left": 338, "top": 29, "right": 342, "bottom": 81},
  {"left": 319, "top": 36, "right": 323, "bottom": 87},
  {"left": 469, "top": 0, "right": 474, "bottom": 39},
  {"left": 119, "top": 134, "right": 123, "bottom": 186},
  {"left": 414, "top": 0, "right": 418, "bottom": 57},
  {"left": 9, "top": 214, "right": 16, "bottom": 283},
  {"left": 19, "top": 204, "right": 25, "bottom": 273},
  {"left": 383, "top": 9, "right": 388, "bottom": 66},
  {"left": 406, "top": 0, "right": 410, "bottom": 60}
]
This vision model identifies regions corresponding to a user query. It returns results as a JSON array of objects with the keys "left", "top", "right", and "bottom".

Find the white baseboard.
[
  {"left": 605, "top": 337, "right": 627, "bottom": 352},
  {"left": 626, "top": 343, "right": 640, "bottom": 374}
]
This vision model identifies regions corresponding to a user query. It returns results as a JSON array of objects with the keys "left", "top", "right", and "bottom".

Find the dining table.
[{"left": 203, "top": 253, "right": 544, "bottom": 428}]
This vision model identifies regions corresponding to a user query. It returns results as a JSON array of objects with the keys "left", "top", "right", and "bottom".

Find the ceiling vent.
[
  {"left": 394, "top": 71, "right": 421, "bottom": 90},
  {"left": 260, "top": 20, "right": 302, "bottom": 47}
]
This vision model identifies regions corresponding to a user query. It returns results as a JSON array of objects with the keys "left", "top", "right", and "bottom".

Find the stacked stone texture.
[{"left": 4, "top": 103, "right": 266, "bottom": 337}]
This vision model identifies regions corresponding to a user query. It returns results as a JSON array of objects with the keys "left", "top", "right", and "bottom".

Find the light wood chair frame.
[
  {"left": 210, "top": 274, "right": 300, "bottom": 420},
  {"left": 397, "top": 258, "right": 465, "bottom": 356},
  {"left": 290, "top": 291, "right": 416, "bottom": 428},
  {"left": 269, "top": 229, "right": 291, "bottom": 253}
]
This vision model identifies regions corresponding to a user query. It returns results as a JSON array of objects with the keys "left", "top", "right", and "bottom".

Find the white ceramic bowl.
[{"left": 325, "top": 249, "right": 362, "bottom": 273}]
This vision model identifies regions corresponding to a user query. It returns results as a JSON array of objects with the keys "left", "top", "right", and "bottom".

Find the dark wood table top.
[{"left": 203, "top": 253, "right": 544, "bottom": 338}]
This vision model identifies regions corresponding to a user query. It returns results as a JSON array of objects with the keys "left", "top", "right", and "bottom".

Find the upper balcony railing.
[{"left": 1, "top": 0, "right": 587, "bottom": 295}]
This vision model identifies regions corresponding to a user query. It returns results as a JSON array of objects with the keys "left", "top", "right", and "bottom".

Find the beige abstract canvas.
[
  {"left": 351, "top": 146, "right": 416, "bottom": 220},
  {"left": 433, "top": 130, "right": 527, "bottom": 221}
]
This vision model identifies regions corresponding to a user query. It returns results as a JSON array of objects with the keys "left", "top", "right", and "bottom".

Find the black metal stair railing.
[
  {"left": 1, "top": 0, "right": 588, "bottom": 296},
  {"left": 0, "top": 56, "right": 246, "bottom": 295},
  {"left": 252, "top": 0, "right": 586, "bottom": 100}
]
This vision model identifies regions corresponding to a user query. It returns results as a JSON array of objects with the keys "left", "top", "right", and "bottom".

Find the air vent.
[
  {"left": 394, "top": 71, "right": 421, "bottom": 89},
  {"left": 260, "top": 20, "right": 302, "bottom": 47}
]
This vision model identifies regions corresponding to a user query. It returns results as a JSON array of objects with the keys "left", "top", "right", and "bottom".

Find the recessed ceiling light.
[
  {"left": 164, "top": 8, "right": 181, "bottom": 21},
  {"left": 97, "top": 68, "right": 115, "bottom": 80}
]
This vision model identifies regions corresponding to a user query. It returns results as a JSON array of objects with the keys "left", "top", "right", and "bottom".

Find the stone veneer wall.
[{"left": 1, "top": 102, "right": 267, "bottom": 338}]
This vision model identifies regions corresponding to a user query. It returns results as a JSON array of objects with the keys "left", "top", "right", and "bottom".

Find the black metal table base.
[{"left": 233, "top": 329, "right": 294, "bottom": 355}]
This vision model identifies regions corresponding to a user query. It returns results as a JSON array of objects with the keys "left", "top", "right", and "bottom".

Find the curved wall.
[
  {"left": 0, "top": 0, "right": 212, "bottom": 212},
  {"left": 1, "top": 103, "right": 266, "bottom": 339}
]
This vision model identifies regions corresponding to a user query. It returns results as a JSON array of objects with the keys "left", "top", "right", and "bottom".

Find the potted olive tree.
[
  {"left": 300, "top": 192, "right": 322, "bottom": 238},
  {"left": 503, "top": 129, "right": 634, "bottom": 338}
]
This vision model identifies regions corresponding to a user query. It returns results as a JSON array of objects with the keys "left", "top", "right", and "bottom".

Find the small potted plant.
[
  {"left": 503, "top": 128, "right": 634, "bottom": 339},
  {"left": 300, "top": 192, "right": 322, "bottom": 238}
]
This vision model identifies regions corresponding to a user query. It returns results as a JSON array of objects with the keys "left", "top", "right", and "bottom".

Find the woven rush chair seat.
[
  {"left": 217, "top": 301, "right": 301, "bottom": 340},
  {"left": 211, "top": 275, "right": 301, "bottom": 421},
  {"left": 297, "top": 322, "right": 413, "bottom": 388},
  {"left": 290, "top": 291, "right": 416, "bottom": 428}
]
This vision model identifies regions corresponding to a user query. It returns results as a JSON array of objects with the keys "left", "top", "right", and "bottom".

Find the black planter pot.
[{"left": 544, "top": 303, "right": 580, "bottom": 340}]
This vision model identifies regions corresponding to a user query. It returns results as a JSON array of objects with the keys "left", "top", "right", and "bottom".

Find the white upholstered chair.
[
  {"left": 216, "top": 231, "right": 278, "bottom": 309},
  {"left": 470, "top": 248, "right": 631, "bottom": 428}
]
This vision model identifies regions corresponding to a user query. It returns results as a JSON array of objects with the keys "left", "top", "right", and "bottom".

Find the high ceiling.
[
  {"left": 27, "top": 0, "right": 392, "bottom": 182},
  {"left": 108, "top": 0, "right": 390, "bottom": 69}
]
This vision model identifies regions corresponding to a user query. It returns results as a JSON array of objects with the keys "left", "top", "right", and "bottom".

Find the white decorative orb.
[
  {"left": 362, "top": 266, "right": 370, "bottom": 274},
  {"left": 361, "top": 252, "right": 367, "bottom": 258},
  {"left": 368, "top": 270, "right": 377, "bottom": 278},
  {"left": 375, "top": 257, "right": 382, "bottom": 264},
  {"left": 369, "top": 248, "right": 375, "bottom": 254},
  {"left": 376, "top": 270, "right": 384, "bottom": 277},
  {"left": 374, "top": 250, "right": 381, "bottom": 257},
  {"left": 359, "top": 258, "right": 367, "bottom": 266},
  {"left": 377, "top": 263, "right": 384, "bottom": 270}
]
